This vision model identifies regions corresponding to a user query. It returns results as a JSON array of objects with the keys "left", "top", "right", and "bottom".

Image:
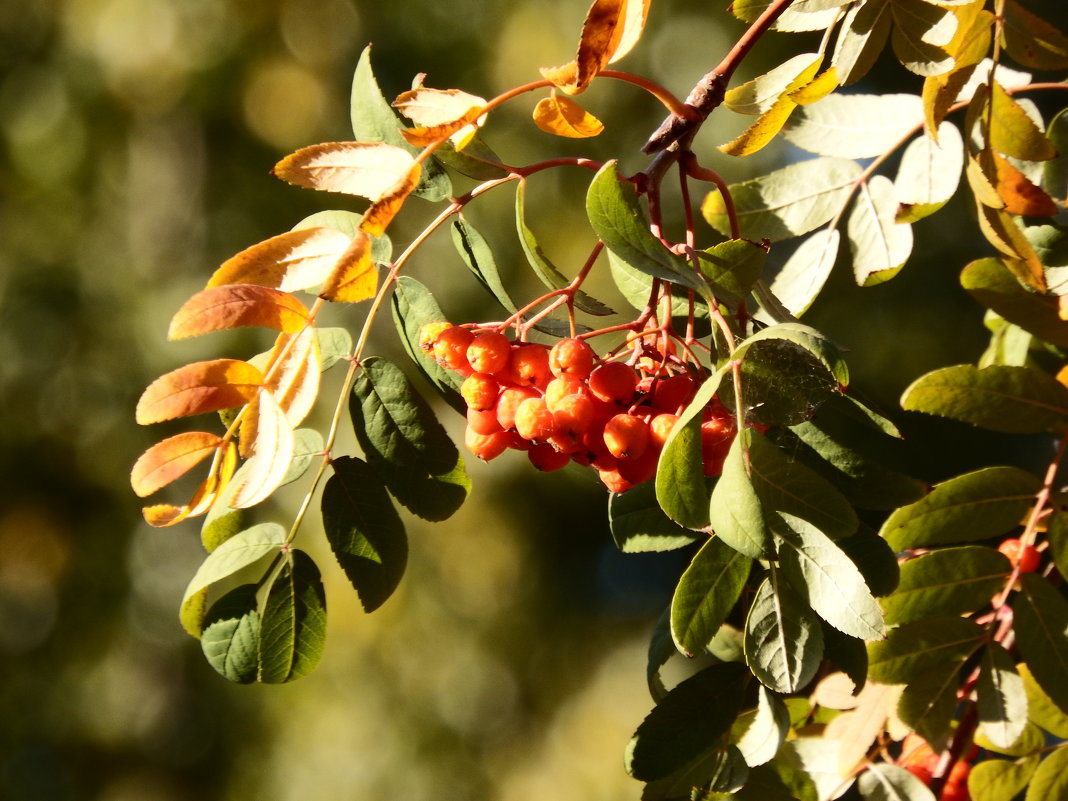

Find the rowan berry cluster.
[
  {"left": 418, "top": 322, "right": 736, "bottom": 493},
  {"left": 898, "top": 734, "right": 973, "bottom": 801}
]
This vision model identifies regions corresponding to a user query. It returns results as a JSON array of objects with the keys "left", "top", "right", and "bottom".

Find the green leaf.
[
  {"left": 747, "top": 429, "right": 859, "bottom": 540},
  {"left": 895, "top": 121, "right": 964, "bottom": 223},
  {"left": 765, "top": 229, "right": 840, "bottom": 318},
  {"left": 725, "top": 52, "right": 824, "bottom": 115},
  {"left": 890, "top": 0, "right": 955, "bottom": 77},
  {"left": 1051, "top": 512, "right": 1068, "bottom": 580},
  {"left": 967, "top": 755, "right": 1039, "bottom": 801},
  {"left": 351, "top": 356, "right": 458, "bottom": 474},
  {"left": 975, "top": 720, "right": 1046, "bottom": 757},
  {"left": 731, "top": 0, "right": 848, "bottom": 33},
  {"left": 732, "top": 761, "right": 818, "bottom": 801},
  {"left": 1013, "top": 573, "right": 1068, "bottom": 716},
  {"left": 783, "top": 94, "right": 924, "bottom": 159},
  {"left": 778, "top": 737, "right": 854, "bottom": 801},
  {"left": 258, "top": 549, "right": 327, "bottom": 684},
  {"left": 879, "top": 466, "right": 1041, "bottom": 550},
  {"left": 515, "top": 179, "right": 614, "bottom": 316},
  {"left": 1019, "top": 661, "right": 1068, "bottom": 738},
  {"left": 832, "top": 0, "right": 892, "bottom": 86},
  {"left": 450, "top": 217, "right": 517, "bottom": 313},
  {"left": 641, "top": 747, "right": 747, "bottom": 801},
  {"left": 838, "top": 528, "right": 901, "bottom": 598},
  {"left": 735, "top": 322, "right": 850, "bottom": 389},
  {"left": 369, "top": 449, "right": 470, "bottom": 523},
  {"left": 671, "top": 537, "right": 752, "bottom": 656},
  {"left": 321, "top": 456, "right": 407, "bottom": 613},
  {"left": 847, "top": 175, "right": 914, "bottom": 286},
  {"left": 586, "top": 161, "right": 707, "bottom": 298},
  {"left": 1027, "top": 225, "right": 1068, "bottom": 296},
  {"left": 858, "top": 763, "right": 936, "bottom": 801},
  {"left": 610, "top": 480, "right": 700, "bottom": 553},
  {"left": 1042, "top": 110, "right": 1068, "bottom": 207},
  {"left": 734, "top": 686, "right": 790, "bottom": 768},
  {"left": 961, "top": 257, "right": 1068, "bottom": 348},
  {"left": 433, "top": 133, "right": 508, "bottom": 180},
  {"left": 695, "top": 239, "right": 767, "bottom": 305},
  {"left": 989, "top": 81, "right": 1058, "bottom": 163},
  {"left": 1025, "top": 748, "right": 1068, "bottom": 801},
  {"left": 625, "top": 661, "right": 749, "bottom": 781},
  {"left": 867, "top": 616, "right": 984, "bottom": 684},
  {"left": 881, "top": 546, "right": 1011, "bottom": 625},
  {"left": 773, "top": 513, "right": 884, "bottom": 640},
  {"left": 977, "top": 643, "right": 1028, "bottom": 751},
  {"left": 897, "top": 661, "right": 962, "bottom": 749},
  {"left": 293, "top": 210, "right": 393, "bottom": 264},
  {"left": 710, "top": 432, "right": 769, "bottom": 559},
  {"left": 201, "top": 584, "right": 260, "bottom": 684},
  {"left": 702, "top": 157, "right": 864, "bottom": 241},
  {"left": 647, "top": 606, "right": 676, "bottom": 702},
  {"left": 349, "top": 44, "right": 450, "bottom": 202},
  {"left": 316, "top": 327, "right": 355, "bottom": 371},
  {"left": 744, "top": 572, "right": 824, "bottom": 693},
  {"left": 390, "top": 275, "right": 464, "bottom": 413},
  {"left": 180, "top": 523, "right": 286, "bottom": 637},
  {"left": 823, "top": 623, "right": 870, "bottom": 692}
]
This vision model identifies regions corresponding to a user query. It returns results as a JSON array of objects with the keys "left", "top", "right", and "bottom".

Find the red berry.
[
  {"left": 998, "top": 538, "right": 1041, "bottom": 573},
  {"left": 597, "top": 464, "right": 634, "bottom": 493},
  {"left": 553, "top": 394, "right": 597, "bottom": 438},
  {"left": 652, "top": 373, "right": 697, "bottom": 413},
  {"left": 588, "top": 361, "right": 639, "bottom": 405},
  {"left": 617, "top": 445, "right": 658, "bottom": 485},
  {"left": 649, "top": 413, "right": 679, "bottom": 450},
  {"left": 496, "top": 386, "right": 539, "bottom": 430},
  {"left": 467, "top": 407, "right": 503, "bottom": 436},
  {"left": 544, "top": 375, "right": 587, "bottom": 411},
  {"left": 509, "top": 344, "right": 551, "bottom": 388},
  {"left": 464, "top": 426, "right": 510, "bottom": 461},
  {"left": 514, "top": 397, "right": 557, "bottom": 441},
  {"left": 604, "top": 413, "right": 651, "bottom": 460},
  {"left": 432, "top": 326, "right": 474, "bottom": 370},
  {"left": 549, "top": 338, "right": 595, "bottom": 378},
  {"left": 528, "top": 442, "right": 571, "bottom": 471},
  {"left": 460, "top": 372, "right": 500, "bottom": 411},
  {"left": 466, "top": 331, "right": 512, "bottom": 374},
  {"left": 418, "top": 321, "right": 453, "bottom": 355}
]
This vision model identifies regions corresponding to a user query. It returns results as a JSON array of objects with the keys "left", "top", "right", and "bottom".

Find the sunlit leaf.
[
  {"left": 989, "top": 82, "right": 1058, "bottom": 162},
  {"left": 393, "top": 89, "right": 486, "bottom": 148},
  {"left": 320, "top": 228, "right": 378, "bottom": 303},
  {"left": 975, "top": 720, "right": 1045, "bottom": 757},
  {"left": 859, "top": 763, "right": 936, "bottom": 801},
  {"left": 695, "top": 239, "right": 767, "bottom": 305},
  {"left": 731, "top": 0, "right": 849, "bottom": 33},
  {"left": 710, "top": 431, "right": 769, "bottom": 559},
  {"left": 272, "top": 141, "right": 417, "bottom": 199},
  {"left": 1019, "top": 662, "right": 1068, "bottom": 738},
  {"left": 967, "top": 755, "right": 1039, "bottom": 801},
  {"left": 848, "top": 175, "right": 914, "bottom": 286},
  {"left": 974, "top": 203, "right": 1046, "bottom": 291},
  {"left": 961, "top": 258, "right": 1068, "bottom": 348},
  {"left": 720, "top": 56, "right": 822, "bottom": 157},
  {"left": 257, "top": 328, "right": 319, "bottom": 427},
  {"left": 201, "top": 584, "right": 260, "bottom": 684},
  {"left": 207, "top": 227, "right": 353, "bottom": 292},
  {"left": 990, "top": 152, "right": 1058, "bottom": 217},
  {"left": 898, "top": 661, "right": 962, "bottom": 748},
  {"left": 894, "top": 121, "right": 964, "bottom": 223},
  {"left": 360, "top": 161, "right": 422, "bottom": 237},
  {"left": 540, "top": 0, "right": 650, "bottom": 95},
  {"left": 136, "top": 360, "right": 263, "bottom": 425},
  {"left": 783, "top": 94, "right": 923, "bottom": 159},
  {"left": 734, "top": 687, "right": 790, "bottom": 770},
  {"left": 671, "top": 536, "right": 752, "bottom": 656},
  {"left": 1014, "top": 573, "right": 1068, "bottom": 716},
  {"left": 866, "top": 616, "right": 984, "bottom": 684},
  {"left": 131, "top": 431, "right": 225, "bottom": 498},
  {"left": 169, "top": 284, "right": 309, "bottom": 341},
  {"left": 833, "top": 0, "right": 893, "bottom": 86},
  {"left": 766, "top": 230, "right": 840, "bottom": 318},
  {"left": 890, "top": 0, "right": 955, "bottom": 76},
  {"left": 1002, "top": 0, "right": 1068, "bottom": 70},
  {"left": 789, "top": 66, "right": 839, "bottom": 105},
  {"left": 609, "top": 480, "right": 699, "bottom": 553},
  {"left": 725, "top": 54, "right": 824, "bottom": 116},
  {"left": 902, "top": 364, "right": 1068, "bottom": 433},
  {"left": 879, "top": 465, "right": 1040, "bottom": 550},
  {"left": 1025, "top": 748, "right": 1068, "bottom": 801},
  {"left": 532, "top": 95, "right": 604, "bottom": 138},
  {"left": 321, "top": 456, "right": 407, "bottom": 613},
  {"left": 231, "top": 390, "right": 295, "bottom": 509},
  {"left": 1043, "top": 109, "right": 1068, "bottom": 204},
  {"left": 451, "top": 217, "right": 517, "bottom": 313},
  {"left": 625, "top": 661, "right": 749, "bottom": 781},
  {"left": 259, "top": 550, "right": 327, "bottom": 684},
  {"left": 823, "top": 680, "right": 895, "bottom": 774},
  {"left": 977, "top": 643, "right": 1028, "bottom": 751},
  {"left": 880, "top": 546, "right": 1009, "bottom": 625},
  {"left": 702, "top": 157, "right": 863, "bottom": 241},
  {"left": 746, "top": 572, "right": 824, "bottom": 694}
]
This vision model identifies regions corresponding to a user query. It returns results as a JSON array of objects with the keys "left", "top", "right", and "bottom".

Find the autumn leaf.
[
  {"left": 136, "top": 360, "right": 264, "bottom": 425},
  {"left": 168, "top": 285, "right": 310, "bottom": 340},
  {"left": 207, "top": 227, "right": 353, "bottom": 292},
  {"left": 232, "top": 390, "right": 296, "bottom": 509},
  {"left": 392, "top": 88, "right": 487, "bottom": 148},
  {"left": 991, "top": 152, "right": 1059, "bottom": 217},
  {"left": 273, "top": 142, "right": 417, "bottom": 199},
  {"left": 540, "top": 0, "right": 650, "bottom": 95},
  {"left": 321, "top": 229, "right": 378, "bottom": 302},
  {"left": 258, "top": 328, "right": 321, "bottom": 428},
  {"left": 131, "top": 432, "right": 226, "bottom": 497},
  {"left": 142, "top": 443, "right": 237, "bottom": 527},
  {"left": 532, "top": 96, "right": 605, "bottom": 138},
  {"left": 360, "top": 162, "right": 422, "bottom": 237}
]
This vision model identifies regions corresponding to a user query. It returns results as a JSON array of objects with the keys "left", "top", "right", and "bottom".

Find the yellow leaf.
[
  {"left": 262, "top": 328, "right": 321, "bottom": 427},
  {"left": 131, "top": 431, "right": 225, "bottom": 497},
  {"left": 946, "top": 3, "right": 991, "bottom": 68},
  {"left": 1059, "top": 300, "right": 1068, "bottom": 324},
  {"left": 922, "top": 64, "right": 976, "bottom": 139},
  {"left": 788, "top": 66, "right": 839, "bottom": 105},
  {"left": 207, "top": 227, "right": 352, "bottom": 292},
  {"left": 232, "top": 391, "right": 295, "bottom": 509},
  {"left": 991, "top": 152, "right": 1059, "bottom": 217},
  {"left": 975, "top": 202, "right": 1046, "bottom": 291},
  {"left": 142, "top": 444, "right": 236, "bottom": 527},
  {"left": 168, "top": 285, "right": 310, "bottom": 340},
  {"left": 966, "top": 154, "right": 1005, "bottom": 209},
  {"left": 540, "top": 0, "right": 648, "bottom": 95},
  {"left": 532, "top": 96, "right": 605, "bottom": 138},
  {"left": 360, "top": 162, "right": 422, "bottom": 237},
  {"left": 272, "top": 141, "right": 417, "bottom": 199},
  {"left": 719, "top": 57, "right": 821, "bottom": 157},
  {"left": 136, "top": 359, "right": 263, "bottom": 425},
  {"left": 320, "top": 229, "right": 378, "bottom": 303},
  {"left": 990, "top": 82, "right": 1058, "bottom": 162},
  {"left": 393, "top": 87, "right": 487, "bottom": 127}
]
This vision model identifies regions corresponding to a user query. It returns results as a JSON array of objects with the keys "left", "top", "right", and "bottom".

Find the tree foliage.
[{"left": 133, "top": 0, "right": 1068, "bottom": 797}]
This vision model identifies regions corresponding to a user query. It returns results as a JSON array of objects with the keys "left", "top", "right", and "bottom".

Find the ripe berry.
[
  {"left": 514, "top": 397, "right": 557, "bottom": 441},
  {"left": 460, "top": 372, "right": 500, "bottom": 411},
  {"left": 528, "top": 442, "right": 571, "bottom": 472},
  {"left": 617, "top": 445, "right": 658, "bottom": 485},
  {"left": 464, "top": 427, "right": 510, "bottom": 461},
  {"left": 597, "top": 464, "right": 634, "bottom": 494},
  {"left": 509, "top": 344, "right": 551, "bottom": 388},
  {"left": 467, "top": 407, "right": 503, "bottom": 436},
  {"left": 649, "top": 413, "right": 679, "bottom": 450},
  {"left": 418, "top": 321, "right": 454, "bottom": 354},
  {"left": 466, "top": 331, "right": 512, "bottom": 374},
  {"left": 432, "top": 326, "right": 475, "bottom": 370},
  {"left": 998, "top": 538, "right": 1041, "bottom": 573},
  {"left": 496, "top": 386, "right": 539, "bottom": 430},
  {"left": 544, "top": 375, "right": 587, "bottom": 411},
  {"left": 652, "top": 373, "right": 697, "bottom": 413},
  {"left": 553, "top": 393, "right": 597, "bottom": 438},
  {"left": 549, "top": 338, "right": 595, "bottom": 378},
  {"left": 588, "top": 361, "right": 639, "bottom": 405},
  {"left": 604, "top": 413, "right": 651, "bottom": 460}
]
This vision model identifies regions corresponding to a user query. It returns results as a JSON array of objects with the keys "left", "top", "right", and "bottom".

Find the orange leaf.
[
  {"left": 401, "top": 111, "right": 484, "bottom": 149},
  {"left": 169, "top": 285, "right": 310, "bottom": 340},
  {"left": 232, "top": 391, "right": 295, "bottom": 509},
  {"left": 272, "top": 142, "right": 417, "bottom": 199},
  {"left": 360, "top": 162, "right": 422, "bottom": 237},
  {"left": 393, "top": 87, "right": 487, "bottom": 128},
  {"left": 540, "top": 0, "right": 648, "bottom": 95},
  {"left": 141, "top": 443, "right": 237, "bottom": 527},
  {"left": 532, "top": 96, "right": 605, "bottom": 138},
  {"left": 320, "top": 228, "right": 378, "bottom": 303},
  {"left": 263, "top": 328, "right": 321, "bottom": 427},
  {"left": 991, "top": 152, "right": 1059, "bottom": 217},
  {"left": 207, "top": 227, "right": 353, "bottom": 292},
  {"left": 131, "top": 431, "right": 225, "bottom": 497},
  {"left": 136, "top": 359, "right": 263, "bottom": 425}
]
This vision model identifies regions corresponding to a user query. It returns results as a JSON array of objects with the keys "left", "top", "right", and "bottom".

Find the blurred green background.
[{"left": 1, "top": 1, "right": 1054, "bottom": 799}]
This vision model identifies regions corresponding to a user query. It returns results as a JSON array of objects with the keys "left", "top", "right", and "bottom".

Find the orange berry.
[
  {"left": 998, "top": 538, "right": 1041, "bottom": 573},
  {"left": 467, "top": 407, "right": 502, "bottom": 436},
  {"left": 432, "top": 326, "right": 475, "bottom": 370},
  {"left": 617, "top": 445, "right": 658, "bottom": 485},
  {"left": 460, "top": 372, "right": 500, "bottom": 411},
  {"left": 466, "top": 331, "right": 512, "bottom": 374},
  {"left": 549, "top": 338, "right": 595, "bottom": 378},
  {"left": 514, "top": 397, "right": 557, "bottom": 441},
  {"left": 496, "top": 386, "right": 540, "bottom": 430},
  {"left": 588, "top": 361, "right": 639, "bottom": 405},
  {"left": 528, "top": 442, "right": 571, "bottom": 472},
  {"left": 544, "top": 375, "right": 587, "bottom": 411},
  {"left": 418, "top": 321, "right": 453, "bottom": 354},
  {"left": 509, "top": 344, "right": 551, "bottom": 388},
  {"left": 649, "top": 413, "right": 679, "bottom": 450},
  {"left": 553, "top": 393, "right": 597, "bottom": 438},
  {"left": 597, "top": 465, "right": 634, "bottom": 494},
  {"left": 604, "top": 413, "right": 651, "bottom": 460},
  {"left": 652, "top": 373, "right": 697, "bottom": 413},
  {"left": 464, "top": 426, "right": 510, "bottom": 461}
]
